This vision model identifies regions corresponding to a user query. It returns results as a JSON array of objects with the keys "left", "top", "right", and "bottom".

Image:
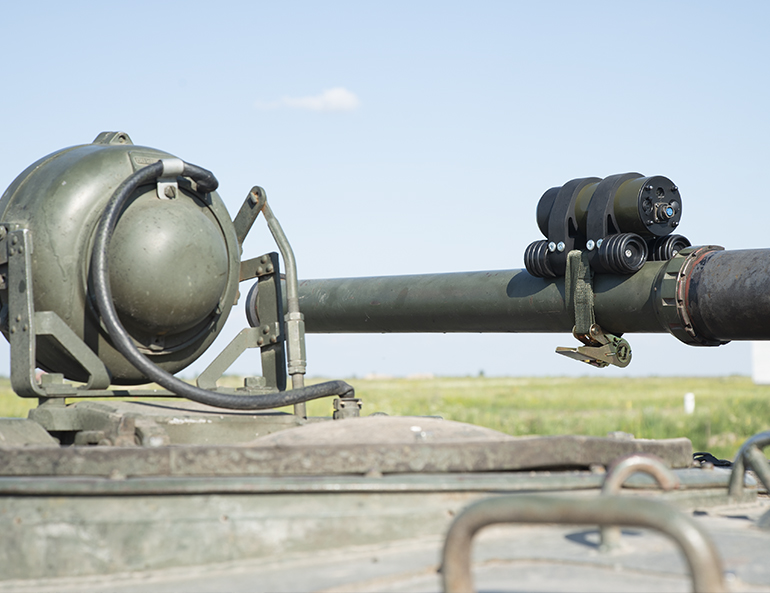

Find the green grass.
[
  {"left": 1, "top": 375, "right": 768, "bottom": 460},
  {"left": 301, "top": 375, "right": 770, "bottom": 460}
]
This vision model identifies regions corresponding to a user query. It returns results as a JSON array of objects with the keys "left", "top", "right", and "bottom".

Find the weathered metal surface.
[
  {"left": 0, "top": 467, "right": 755, "bottom": 497},
  {"left": 4, "top": 511, "right": 770, "bottom": 593},
  {"left": 0, "top": 489, "right": 482, "bottom": 580},
  {"left": 441, "top": 494, "right": 726, "bottom": 593},
  {"left": 0, "top": 419, "right": 58, "bottom": 446},
  {"left": 27, "top": 399, "right": 311, "bottom": 445},
  {"left": 687, "top": 250, "right": 770, "bottom": 341},
  {"left": 0, "top": 434, "right": 693, "bottom": 478},
  {"left": 0, "top": 471, "right": 762, "bottom": 584}
]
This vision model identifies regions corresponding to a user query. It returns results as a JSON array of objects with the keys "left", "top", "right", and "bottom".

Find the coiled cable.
[{"left": 91, "top": 160, "right": 354, "bottom": 409}]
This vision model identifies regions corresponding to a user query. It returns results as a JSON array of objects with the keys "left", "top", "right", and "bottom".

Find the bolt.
[
  {"left": 646, "top": 220, "right": 653, "bottom": 226},
  {"left": 597, "top": 238, "right": 604, "bottom": 248},
  {"left": 256, "top": 266, "right": 264, "bottom": 275},
  {"left": 672, "top": 221, "right": 679, "bottom": 227},
  {"left": 17, "top": 246, "right": 22, "bottom": 254},
  {"left": 557, "top": 241, "right": 565, "bottom": 252},
  {"left": 266, "top": 264, "right": 274, "bottom": 273},
  {"left": 15, "top": 315, "right": 20, "bottom": 322},
  {"left": 645, "top": 185, "right": 653, "bottom": 191},
  {"left": 257, "top": 337, "right": 264, "bottom": 346},
  {"left": 270, "top": 336, "right": 277, "bottom": 344},
  {"left": 260, "top": 255, "right": 268, "bottom": 264},
  {"left": 624, "top": 249, "right": 632, "bottom": 258},
  {"left": 547, "top": 241, "right": 557, "bottom": 252},
  {"left": 0, "top": 227, "right": 6, "bottom": 240},
  {"left": 262, "top": 326, "right": 270, "bottom": 334},
  {"left": 586, "top": 240, "right": 595, "bottom": 250},
  {"left": 8, "top": 248, "right": 15, "bottom": 256},
  {"left": 11, "top": 236, "right": 18, "bottom": 245},
  {"left": 22, "top": 324, "right": 27, "bottom": 332},
  {"left": 164, "top": 185, "right": 176, "bottom": 198},
  {"left": 671, "top": 186, "right": 678, "bottom": 192}
]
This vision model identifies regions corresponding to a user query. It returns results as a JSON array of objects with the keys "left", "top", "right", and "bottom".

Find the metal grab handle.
[
  {"left": 728, "top": 430, "right": 770, "bottom": 497},
  {"left": 600, "top": 453, "right": 680, "bottom": 550},
  {"left": 441, "top": 494, "right": 726, "bottom": 593}
]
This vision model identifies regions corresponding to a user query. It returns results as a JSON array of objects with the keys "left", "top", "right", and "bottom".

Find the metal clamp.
[
  {"left": 556, "top": 323, "right": 631, "bottom": 368},
  {"left": 599, "top": 453, "right": 679, "bottom": 550},
  {"left": 156, "top": 158, "right": 184, "bottom": 200},
  {"left": 441, "top": 494, "right": 726, "bottom": 593},
  {"left": 655, "top": 245, "right": 726, "bottom": 347}
]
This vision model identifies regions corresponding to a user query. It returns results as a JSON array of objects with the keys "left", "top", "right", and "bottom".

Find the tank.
[{"left": 0, "top": 133, "right": 767, "bottom": 593}]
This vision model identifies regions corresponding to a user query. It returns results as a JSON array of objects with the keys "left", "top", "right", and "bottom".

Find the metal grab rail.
[
  {"left": 441, "top": 494, "right": 726, "bottom": 593},
  {"left": 728, "top": 430, "right": 770, "bottom": 497},
  {"left": 728, "top": 430, "right": 770, "bottom": 530},
  {"left": 600, "top": 453, "right": 680, "bottom": 550}
]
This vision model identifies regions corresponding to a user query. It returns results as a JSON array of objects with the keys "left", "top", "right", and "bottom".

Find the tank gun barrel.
[{"left": 297, "top": 247, "right": 770, "bottom": 346}]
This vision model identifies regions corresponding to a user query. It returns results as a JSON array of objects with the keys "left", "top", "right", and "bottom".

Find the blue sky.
[{"left": 1, "top": 1, "right": 768, "bottom": 379}]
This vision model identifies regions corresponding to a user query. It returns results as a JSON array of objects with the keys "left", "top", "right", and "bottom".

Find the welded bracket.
[
  {"left": 198, "top": 251, "right": 287, "bottom": 393},
  {"left": 233, "top": 186, "right": 267, "bottom": 247},
  {"left": 6, "top": 228, "right": 112, "bottom": 398}
]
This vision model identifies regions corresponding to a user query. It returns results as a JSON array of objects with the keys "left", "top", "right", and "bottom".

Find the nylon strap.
[{"left": 565, "top": 250, "right": 595, "bottom": 335}]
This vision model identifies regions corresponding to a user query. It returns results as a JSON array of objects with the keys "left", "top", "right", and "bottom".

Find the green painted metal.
[
  {"left": 296, "top": 248, "right": 770, "bottom": 346},
  {"left": 0, "top": 133, "right": 240, "bottom": 384},
  {"left": 0, "top": 433, "right": 694, "bottom": 477},
  {"left": 296, "top": 263, "right": 665, "bottom": 334}
]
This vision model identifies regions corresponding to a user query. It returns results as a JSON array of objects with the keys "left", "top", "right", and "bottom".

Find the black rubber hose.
[{"left": 91, "top": 160, "right": 354, "bottom": 410}]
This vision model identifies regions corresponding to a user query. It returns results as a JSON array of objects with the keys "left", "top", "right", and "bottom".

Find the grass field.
[{"left": 1, "top": 375, "right": 768, "bottom": 460}]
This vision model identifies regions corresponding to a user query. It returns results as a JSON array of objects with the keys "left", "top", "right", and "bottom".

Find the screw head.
[
  {"left": 557, "top": 241, "right": 565, "bottom": 252},
  {"left": 548, "top": 242, "right": 557, "bottom": 253},
  {"left": 586, "top": 240, "right": 595, "bottom": 250}
]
